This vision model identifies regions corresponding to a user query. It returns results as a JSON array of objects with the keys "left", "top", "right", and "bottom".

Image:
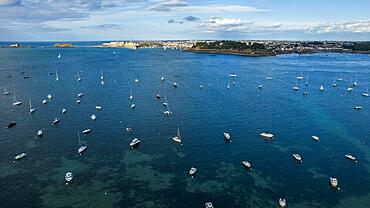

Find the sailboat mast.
[{"left": 29, "top": 99, "right": 32, "bottom": 109}]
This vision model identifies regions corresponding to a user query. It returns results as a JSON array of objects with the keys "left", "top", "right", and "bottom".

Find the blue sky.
[{"left": 0, "top": 0, "right": 369, "bottom": 41}]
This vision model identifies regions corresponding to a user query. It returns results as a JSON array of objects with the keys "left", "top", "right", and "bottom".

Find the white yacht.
[
  {"left": 292, "top": 86, "right": 299, "bottom": 91},
  {"left": 29, "top": 99, "right": 36, "bottom": 113},
  {"left": 330, "top": 177, "right": 338, "bottom": 188},
  {"left": 47, "top": 94, "right": 52, "bottom": 99},
  {"left": 172, "top": 127, "right": 182, "bottom": 143},
  {"left": 12, "top": 92, "right": 22, "bottom": 106},
  {"left": 242, "top": 161, "right": 252, "bottom": 170},
  {"left": 279, "top": 198, "right": 287, "bottom": 208},
  {"left": 345, "top": 154, "right": 356, "bottom": 161},
  {"left": 347, "top": 87, "right": 353, "bottom": 92},
  {"left": 77, "top": 92, "right": 83, "bottom": 97},
  {"left": 312, "top": 135, "right": 320, "bottom": 141},
  {"left": 223, "top": 132, "right": 231, "bottom": 141},
  {"left": 260, "top": 132, "right": 274, "bottom": 139},
  {"left": 131, "top": 104, "right": 136, "bottom": 109},
  {"left": 42, "top": 99, "right": 48, "bottom": 104},
  {"left": 173, "top": 82, "right": 178, "bottom": 88},
  {"left": 82, "top": 129, "right": 92, "bottom": 135},
  {"left": 100, "top": 70, "right": 104, "bottom": 80},
  {"left": 76, "top": 100, "right": 81, "bottom": 104},
  {"left": 293, "top": 153, "right": 303, "bottom": 162},
  {"left": 129, "top": 91, "right": 133, "bottom": 100},
  {"left": 130, "top": 138, "right": 140, "bottom": 149},
  {"left": 65, "top": 172, "right": 73, "bottom": 184},
  {"left": 258, "top": 84, "right": 263, "bottom": 89},
  {"left": 332, "top": 79, "right": 337, "bottom": 87},
  {"left": 62, "top": 108, "right": 67, "bottom": 113},
  {"left": 134, "top": 79, "right": 139, "bottom": 83},
  {"left": 353, "top": 73, "right": 358, "bottom": 86},
  {"left": 77, "top": 132, "right": 87, "bottom": 155},
  {"left": 189, "top": 167, "right": 197, "bottom": 177},
  {"left": 14, "top": 153, "right": 27, "bottom": 160},
  {"left": 57, "top": 53, "right": 61, "bottom": 59},
  {"left": 95, "top": 106, "right": 102, "bottom": 110},
  {"left": 37, "top": 130, "right": 43, "bottom": 137},
  {"left": 161, "top": 77, "right": 165, "bottom": 81}
]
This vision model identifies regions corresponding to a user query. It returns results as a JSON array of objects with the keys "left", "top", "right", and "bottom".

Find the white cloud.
[{"left": 305, "top": 20, "right": 370, "bottom": 33}]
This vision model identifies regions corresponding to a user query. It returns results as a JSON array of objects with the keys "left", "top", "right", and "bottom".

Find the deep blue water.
[{"left": 1, "top": 46, "right": 370, "bottom": 208}]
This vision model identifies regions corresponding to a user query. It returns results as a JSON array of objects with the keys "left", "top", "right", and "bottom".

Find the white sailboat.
[
  {"left": 305, "top": 75, "right": 309, "bottom": 86},
  {"left": 57, "top": 53, "right": 61, "bottom": 59},
  {"left": 100, "top": 70, "right": 104, "bottom": 85},
  {"left": 12, "top": 91, "right": 22, "bottom": 106},
  {"left": 362, "top": 88, "right": 369, "bottom": 97},
  {"left": 55, "top": 70, "right": 59, "bottom": 81},
  {"left": 353, "top": 72, "right": 358, "bottom": 86},
  {"left": 3, "top": 86, "right": 10, "bottom": 95},
  {"left": 129, "top": 91, "right": 133, "bottom": 100},
  {"left": 172, "top": 127, "right": 182, "bottom": 144},
  {"left": 296, "top": 71, "right": 304, "bottom": 80},
  {"left": 332, "top": 79, "right": 337, "bottom": 87},
  {"left": 77, "top": 132, "right": 87, "bottom": 155},
  {"left": 77, "top": 72, "right": 82, "bottom": 82},
  {"left": 29, "top": 99, "right": 35, "bottom": 113}
]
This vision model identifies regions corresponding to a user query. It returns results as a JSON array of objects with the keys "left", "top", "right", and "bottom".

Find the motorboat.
[
  {"left": 37, "top": 130, "right": 43, "bottom": 137},
  {"left": 91, "top": 114, "right": 96, "bottom": 121},
  {"left": 47, "top": 94, "right": 52, "bottom": 99},
  {"left": 258, "top": 84, "right": 263, "bottom": 89},
  {"left": 345, "top": 154, "right": 356, "bottom": 161},
  {"left": 173, "top": 82, "right": 178, "bottom": 88},
  {"left": 223, "top": 132, "right": 231, "bottom": 141},
  {"left": 134, "top": 79, "right": 139, "bottom": 83},
  {"left": 312, "top": 135, "right": 320, "bottom": 141},
  {"left": 347, "top": 87, "right": 353, "bottom": 92},
  {"left": 161, "top": 77, "right": 165, "bottom": 81},
  {"left": 82, "top": 129, "right": 92, "bottom": 135},
  {"left": 292, "top": 86, "right": 299, "bottom": 91},
  {"left": 260, "top": 132, "right": 274, "bottom": 139},
  {"left": 293, "top": 153, "right": 302, "bottom": 162},
  {"left": 62, "top": 108, "right": 67, "bottom": 113},
  {"left": 65, "top": 172, "right": 73, "bottom": 184},
  {"left": 353, "top": 106, "right": 362, "bottom": 110},
  {"left": 131, "top": 104, "right": 136, "bottom": 109},
  {"left": 242, "top": 161, "right": 252, "bottom": 170},
  {"left": 77, "top": 92, "right": 83, "bottom": 97},
  {"left": 14, "top": 153, "right": 27, "bottom": 160},
  {"left": 330, "top": 177, "right": 338, "bottom": 188},
  {"left": 76, "top": 100, "right": 81, "bottom": 104},
  {"left": 362, "top": 88, "right": 369, "bottom": 97},
  {"left": 95, "top": 106, "right": 102, "bottom": 110},
  {"left": 279, "top": 198, "right": 287, "bottom": 207},
  {"left": 130, "top": 138, "right": 140, "bottom": 149},
  {"left": 303, "top": 91, "right": 308, "bottom": 96},
  {"left": 125, "top": 127, "right": 132, "bottom": 133},
  {"left": 189, "top": 167, "right": 197, "bottom": 177},
  {"left": 42, "top": 99, "right": 48, "bottom": 104},
  {"left": 205, "top": 202, "right": 214, "bottom": 208},
  {"left": 52, "top": 118, "right": 60, "bottom": 125},
  {"left": 7, "top": 122, "right": 16, "bottom": 128}
]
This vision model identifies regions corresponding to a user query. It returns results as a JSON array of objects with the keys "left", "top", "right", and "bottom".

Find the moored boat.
[
  {"left": 260, "top": 132, "right": 274, "bottom": 139},
  {"left": 14, "top": 152, "right": 26, "bottom": 160},
  {"left": 130, "top": 138, "right": 140, "bottom": 149},
  {"left": 189, "top": 167, "right": 197, "bottom": 177},
  {"left": 242, "top": 160, "right": 252, "bottom": 170},
  {"left": 293, "top": 153, "right": 303, "bottom": 162}
]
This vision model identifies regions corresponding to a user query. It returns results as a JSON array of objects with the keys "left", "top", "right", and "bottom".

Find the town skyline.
[{"left": 0, "top": 0, "right": 370, "bottom": 41}]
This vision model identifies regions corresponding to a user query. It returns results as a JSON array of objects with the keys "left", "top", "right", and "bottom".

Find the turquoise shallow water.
[{"left": 1, "top": 44, "right": 370, "bottom": 208}]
